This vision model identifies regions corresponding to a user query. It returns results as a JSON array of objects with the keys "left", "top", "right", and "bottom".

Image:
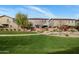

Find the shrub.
[
  {"left": 65, "top": 34, "right": 69, "bottom": 37},
  {"left": 68, "top": 28, "right": 78, "bottom": 32},
  {"left": 10, "top": 29, "right": 12, "bottom": 31},
  {"left": 0, "top": 28, "right": 3, "bottom": 31},
  {"left": 53, "top": 28, "right": 60, "bottom": 32},
  {"left": 14, "top": 29, "right": 16, "bottom": 31},
  {"left": 5, "top": 29, "right": 9, "bottom": 31},
  {"left": 18, "top": 29, "right": 21, "bottom": 31}
]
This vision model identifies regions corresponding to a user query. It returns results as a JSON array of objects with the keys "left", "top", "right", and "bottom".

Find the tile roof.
[
  {"left": 52, "top": 18, "right": 75, "bottom": 20},
  {"left": 29, "top": 18, "right": 49, "bottom": 20},
  {"left": 0, "top": 15, "right": 14, "bottom": 19},
  {"left": 29, "top": 18, "right": 76, "bottom": 20}
]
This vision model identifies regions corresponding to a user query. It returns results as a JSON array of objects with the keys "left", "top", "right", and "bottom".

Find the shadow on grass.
[{"left": 48, "top": 47, "right": 79, "bottom": 54}]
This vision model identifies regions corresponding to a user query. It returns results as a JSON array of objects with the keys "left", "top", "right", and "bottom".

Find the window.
[
  {"left": 72, "top": 20, "right": 74, "bottom": 23},
  {"left": 35, "top": 25, "right": 40, "bottom": 28},
  {"left": 2, "top": 24, "right": 9, "bottom": 28},
  {"left": 69, "top": 20, "right": 71, "bottom": 23},
  {"left": 10, "top": 25, "right": 12, "bottom": 28},
  {"left": 7, "top": 19, "right": 10, "bottom": 23}
]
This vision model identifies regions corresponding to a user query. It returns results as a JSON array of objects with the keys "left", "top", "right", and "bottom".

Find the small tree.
[
  {"left": 76, "top": 22, "right": 79, "bottom": 26},
  {"left": 15, "top": 13, "right": 28, "bottom": 31},
  {"left": 75, "top": 22, "right": 79, "bottom": 31},
  {"left": 27, "top": 22, "right": 33, "bottom": 29}
]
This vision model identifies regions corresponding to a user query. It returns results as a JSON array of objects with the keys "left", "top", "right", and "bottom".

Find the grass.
[
  {"left": 0, "top": 35, "right": 79, "bottom": 54},
  {"left": 0, "top": 31, "right": 37, "bottom": 34}
]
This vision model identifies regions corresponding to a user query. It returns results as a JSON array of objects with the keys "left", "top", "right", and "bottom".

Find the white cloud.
[
  {"left": 0, "top": 8, "right": 14, "bottom": 16},
  {"left": 0, "top": 6, "right": 56, "bottom": 18},
  {"left": 23, "top": 5, "right": 56, "bottom": 18},
  {"left": 0, "top": 8, "right": 16, "bottom": 12},
  {"left": 0, "top": 6, "right": 76, "bottom": 19},
  {"left": 0, "top": 7, "right": 27, "bottom": 17},
  {"left": 0, "top": 8, "right": 9, "bottom": 12}
]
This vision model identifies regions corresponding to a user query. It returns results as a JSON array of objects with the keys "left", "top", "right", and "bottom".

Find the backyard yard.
[{"left": 0, "top": 35, "right": 79, "bottom": 54}]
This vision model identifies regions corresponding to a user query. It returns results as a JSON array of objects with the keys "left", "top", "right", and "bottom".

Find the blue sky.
[{"left": 0, "top": 5, "right": 79, "bottom": 18}]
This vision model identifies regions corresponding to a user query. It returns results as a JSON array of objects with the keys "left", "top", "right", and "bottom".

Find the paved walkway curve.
[
  {"left": 0, "top": 34, "right": 41, "bottom": 36},
  {"left": 0, "top": 33, "right": 79, "bottom": 37}
]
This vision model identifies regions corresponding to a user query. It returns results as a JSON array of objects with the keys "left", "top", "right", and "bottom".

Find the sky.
[{"left": 0, "top": 5, "right": 79, "bottom": 19}]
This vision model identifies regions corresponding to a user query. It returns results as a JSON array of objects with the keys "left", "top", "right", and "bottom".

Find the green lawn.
[
  {"left": 0, "top": 31, "right": 37, "bottom": 34},
  {"left": 0, "top": 35, "right": 79, "bottom": 54}
]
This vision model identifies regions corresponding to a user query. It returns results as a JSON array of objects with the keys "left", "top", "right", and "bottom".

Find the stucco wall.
[
  {"left": 53, "top": 20, "right": 76, "bottom": 26},
  {"left": 0, "top": 16, "right": 19, "bottom": 30}
]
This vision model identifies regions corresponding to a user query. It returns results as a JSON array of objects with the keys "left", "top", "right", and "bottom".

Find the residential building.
[
  {"left": 0, "top": 15, "right": 79, "bottom": 31},
  {"left": 52, "top": 18, "right": 76, "bottom": 27},
  {"left": 29, "top": 18, "right": 49, "bottom": 27},
  {"left": 29, "top": 18, "right": 77, "bottom": 27},
  {"left": 0, "top": 15, "right": 19, "bottom": 31}
]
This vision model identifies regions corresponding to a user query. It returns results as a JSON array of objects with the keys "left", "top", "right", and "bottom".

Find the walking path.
[
  {"left": 41, "top": 32, "right": 79, "bottom": 37},
  {"left": 0, "top": 32, "right": 79, "bottom": 37},
  {"left": 48, "top": 35, "right": 79, "bottom": 38},
  {"left": 0, "top": 34, "right": 41, "bottom": 36}
]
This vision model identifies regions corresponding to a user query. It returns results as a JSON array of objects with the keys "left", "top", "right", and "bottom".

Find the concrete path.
[
  {"left": 0, "top": 33, "right": 79, "bottom": 37},
  {"left": 0, "top": 34, "right": 41, "bottom": 36},
  {"left": 48, "top": 35, "right": 79, "bottom": 38}
]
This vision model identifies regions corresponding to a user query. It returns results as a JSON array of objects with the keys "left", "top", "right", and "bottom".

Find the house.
[
  {"left": 29, "top": 18, "right": 49, "bottom": 28},
  {"left": 29, "top": 18, "right": 77, "bottom": 27},
  {"left": 0, "top": 15, "right": 79, "bottom": 31},
  {"left": 29, "top": 18, "right": 79, "bottom": 31},
  {"left": 52, "top": 18, "right": 76, "bottom": 27},
  {"left": 0, "top": 15, "right": 20, "bottom": 31}
]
